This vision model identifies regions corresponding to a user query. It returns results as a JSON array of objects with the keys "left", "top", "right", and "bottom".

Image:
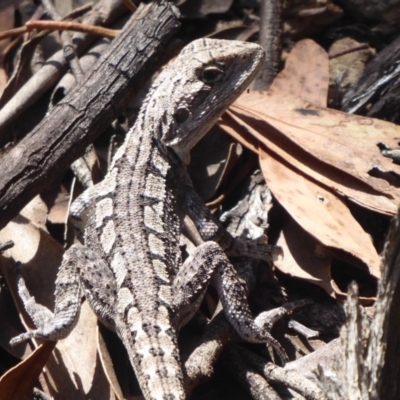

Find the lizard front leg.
[
  {"left": 178, "top": 168, "right": 280, "bottom": 262},
  {"left": 172, "top": 241, "right": 289, "bottom": 362},
  {"left": 10, "top": 245, "right": 117, "bottom": 346},
  {"left": 69, "top": 175, "right": 114, "bottom": 241}
]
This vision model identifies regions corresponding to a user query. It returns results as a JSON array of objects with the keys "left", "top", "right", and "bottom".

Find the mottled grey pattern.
[{"left": 10, "top": 39, "right": 286, "bottom": 400}]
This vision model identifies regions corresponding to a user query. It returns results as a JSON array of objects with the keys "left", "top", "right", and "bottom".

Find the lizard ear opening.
[{"left": 174, "top": 107, "right": 190, "bottom": 124}]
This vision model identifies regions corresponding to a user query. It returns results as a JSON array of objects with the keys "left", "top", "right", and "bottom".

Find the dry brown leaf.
[
  {"left": 275, "top": 217, "right": 335, "bottom": 296},
  {"left": 234, "top": 90, "right": 400, "bottom": 197},
  {"left": 219, "top": 38, "right": 388, "bottom": 285},
  {"left": 270, "top": 39, "right": 329, "bottom": 107},
  {"left": 222, "top": 108, "right": 398, "bottom": 216},
  {"left": 227, "top": 40, "right": 400, "bottom": 217},
  {"left": 0, "top": 197, "right": 113, "bottom": 399},
  {"left": 0, "top": 5, "right": 15, "bottom": 93},
  {"left": 44, "top": 188, "right": 70, "bottom": 225},
  {"left": 98, "top": 329, "right": 125, "bottom": 400},
  {"left": 260, "top": 147, "right": 381, "bottom": 278},
  {"left": 0, "top": 342, "right": 56, "bottom": 400},
  {"left": 44, "top": 302, "right": 113, "bottom": 399},
  {"left": 227, "top": 91, "right": 400, "bottom": 215},
  {"left": 189, "top": 129, "right": 241, "bottom": 202}
]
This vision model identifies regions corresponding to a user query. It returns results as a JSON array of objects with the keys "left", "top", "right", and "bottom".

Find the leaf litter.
[
  {"left": 220, "top": 39, "right": 399, "bottom": 292},
  {"left": 0, "top": 196, "right": 107, "bottom": 398},
  {"left": 1, "top": 2, "right": 398, "bottom": 398}
]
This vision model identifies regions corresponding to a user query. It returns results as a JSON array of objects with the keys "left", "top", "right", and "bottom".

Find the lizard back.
[{"left": 82, "top": 38, "right": 265, "bottom": 400}]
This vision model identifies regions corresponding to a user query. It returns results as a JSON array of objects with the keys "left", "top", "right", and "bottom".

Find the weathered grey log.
[
  {"left": 318, "top": 209, "right": 400, "bottom": 399},
  {"left": 341, "top": 34, "right": 400, "bottom": 120},
  {"left": 365, "top": 209, "right": 400, "bottom": 399},
  {"left": 0, "top": 1, "right": 180, "bottom": 230}
]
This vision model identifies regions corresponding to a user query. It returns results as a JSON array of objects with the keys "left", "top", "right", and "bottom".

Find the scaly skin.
[{"left": 11, "top": 39, "right": 266, "bottom": 400}]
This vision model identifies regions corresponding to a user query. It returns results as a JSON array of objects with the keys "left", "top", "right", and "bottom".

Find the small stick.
[
  {"left": 25, "top": 20, "right": 119, "bottom": 39},
  {"left": 64, "top": 3, "right": 93, "bottom": 20},
  {"left": 0, "top": 26, "right": 28, "bottom": 42},
  {"left": 0, "top": 241, "right": 14, "bottom": 253},
  {"left": 41, "top": 0, "right": 84, "bottom": 82},
  {"left": 253, "top": 0, "right": 282, "bottom": 90},
  {"left": 0, "top": 4, "right": 94, "bottom": 42},
  {"left": 121, "top": 0, "right": 137, "bottom": 13},
  {"left": 329, "top": 43, "right": 370, "bottom": 60}
]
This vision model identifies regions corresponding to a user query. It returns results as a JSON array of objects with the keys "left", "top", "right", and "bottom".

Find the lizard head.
[{"left": 146, "top": 38, "right": 264, "bottom": 165}]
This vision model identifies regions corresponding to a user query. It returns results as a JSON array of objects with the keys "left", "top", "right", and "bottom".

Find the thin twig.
[
  {"left": 64, "top": 3, "right": 93, "bottom": 20},
  {"left": 0, "top": 26, "right": 28, "bottom": 42},
  {"left": 41, "top": 0, "right": 84, "bottom": 82},
  {"left": 0, "top": 21, "right": 119, "bottom": 42},
  {"left": 121, "top": 0, "right": 137, "bottom": 13},
  {"left": 0, "top": 0, "right": 126, "bottom": 137},
  {"left": 26, "top": 20, "right": 119, "bottom": 38},
  {"left": 253, "top": 0, "right": 282, "bottom": 89},
  {"left": 0, "top": 4, "right": 94, "bottom": 42},
  {"left": 234, "top": 344, "right": 327, "bottom": 400},
  {"left": 41, "top": 0, "right": 61, "bottom": 19},
  {"left": 0, "top": 241, "right": 14, "bottom": 253},
  {"left": 329, "top": 43, "right": 370, "bottom": 60}
]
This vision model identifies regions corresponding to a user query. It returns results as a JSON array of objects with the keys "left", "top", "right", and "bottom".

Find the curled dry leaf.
[
  {"left": 220, "top": 38, "right": 388, "bottom": 290},
  {"left": 0, "top": 5, "right": 15, "bottom": 94},
  {"left": 276, "top": 216, "right": 335, "bottom": 297},
  {"left": 0, "top": 341, "right": 56, "bottom": 400},
  {"left": 97, "top": 327, "right": 125, "bottom": 400},
  {"left": 270, "top": 39, "right": 329, "bottom": 107},
  {"left": 44, "top": 301, "right": 111, "bottom": 399},
  {"left": 189, "top": 128, "right": 241, "bottom": 202},
  {"left": 0, "top": 197, "right": 112, "bottom": 399},
  {"left": 229, "top": 92, "right": 400, "bottom": 215},
  {"left": 262, "top": 148, "right": 381, "bottom": 278}
]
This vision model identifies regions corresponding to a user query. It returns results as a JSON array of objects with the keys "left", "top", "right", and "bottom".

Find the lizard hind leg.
[
  {"left": 172, "top": 242, "right": 221, "bottom": 329},
  {"left": 172, "top": 241, "right": 290, "bottom": 363}
]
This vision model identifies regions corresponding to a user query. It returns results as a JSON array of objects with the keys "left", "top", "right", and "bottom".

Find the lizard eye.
[
  {"left": 201, "top": 65, "right": 225, "bottom": 84},
  {"left": 174, "top": 107, "right": 190, "bottom": 123}
]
